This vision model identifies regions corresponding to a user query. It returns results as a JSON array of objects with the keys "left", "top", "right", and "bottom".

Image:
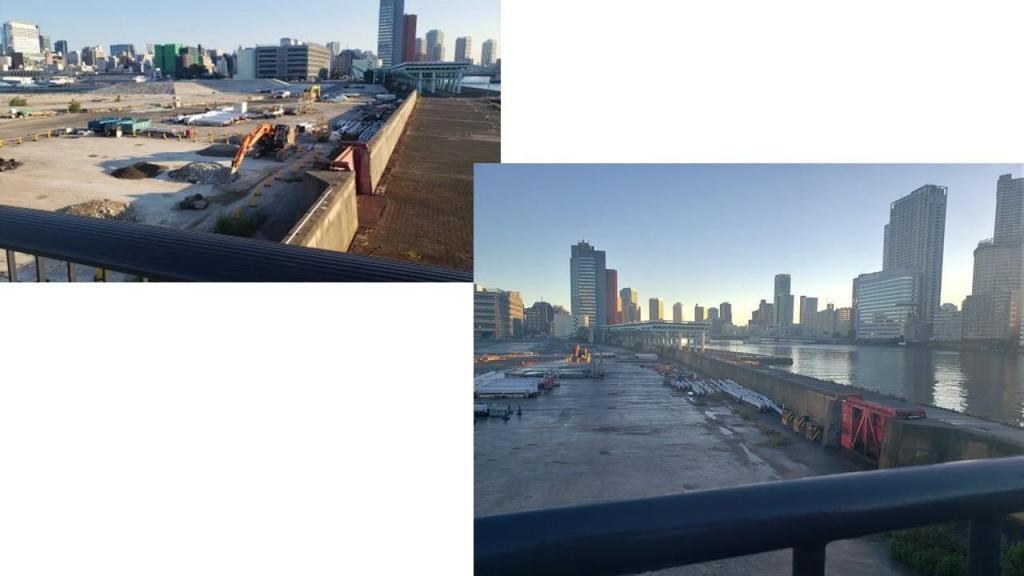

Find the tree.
[
  {"left": 68, "top": 100, "right": 82, "bottom": 113},
  {"left": 1004, "top": 543, "right": 1024, "bottom": 576}
]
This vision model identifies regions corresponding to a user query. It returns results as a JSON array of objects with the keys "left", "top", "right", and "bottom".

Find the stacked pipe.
[{"left": 712, "top": 379, "right": 782, "bottom": 414}]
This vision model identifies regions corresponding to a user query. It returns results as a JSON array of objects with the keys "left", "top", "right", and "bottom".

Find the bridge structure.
[
  {"left": 383, "top": 62, "right": 470, "bottom": 95},
  {"left": 599, "top": 320, "right": 711, "bottom": 351}
]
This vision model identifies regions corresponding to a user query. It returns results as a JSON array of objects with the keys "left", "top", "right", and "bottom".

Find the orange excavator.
[{"left": 230, "top": 122, "right": 296, "bottom": 175}]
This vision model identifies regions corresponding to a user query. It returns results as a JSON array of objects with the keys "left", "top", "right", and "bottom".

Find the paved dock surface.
[
  {"left": 475, "top": 348, "right": 910, "bottom": 575},
  {"left": 351, "top": 96, "right": 499, "bottom": 271}
]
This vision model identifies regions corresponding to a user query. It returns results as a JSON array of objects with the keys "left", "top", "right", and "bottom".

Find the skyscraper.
[
  {"left": 994, "top": 173, "right": 1024, "bottom": 245},
  {"left": 377, "top": 0, "right": 405, "bottom": 68},
  {"left": 799, "top": 296, "right": 819, "bottom": 325},
  {"left": 719, "top": 302, "right": 733, "bottom": 324},
  {"left": 649, "top": 298, "right": 664, "bottom": 322},
  {"left": 455, "top": 36, "right": 473, "bottom": 63},
  {"left": 882, "top": 184, "right": 947, "bottom": 339},
  {"left": 773, "top": 274, "right": 794, "bottom": 326},
  {"left": 963, "top": 173, "right": 1023, "bottom": 344},
  {"left": 54, "top": 39, "right": 67, "bottom": 56},
  {"left": 414, "top": 37, "right": 426, "bottom": 60},
  {"left": 570, "top": 241, "right": 607, "bottom": 328},
  {"left": 605, "top": 269, "right": 620, "bottom": 325},
  {"left": 694, "top": 304, "right": 705, "bottom": 322},
  {"left": 425, "top": 29, "right": 445, "bottom": 61},
  {"left": 673, "top": 302, "right": 684, "bottom": 323},
  {"left": 402, "top": 14, "right": 417, "bottom": 63},
  {"left": 481, "top": 39, "right": 498, "bottom": 66},
  {"left": 620, "top": 288, "right": 639, "bottom": 323}
]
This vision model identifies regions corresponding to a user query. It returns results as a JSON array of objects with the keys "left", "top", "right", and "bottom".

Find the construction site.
[
  {"left": 0, "top": 79, "right": 495, "bottom": 280},
  {"left": 473, "top": 339, "right": 912, "bottom": 575}
]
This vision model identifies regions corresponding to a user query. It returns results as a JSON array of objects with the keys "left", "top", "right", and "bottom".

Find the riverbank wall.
[{"left": 665, "top": 347, "right": 1024, "bottom": 468}]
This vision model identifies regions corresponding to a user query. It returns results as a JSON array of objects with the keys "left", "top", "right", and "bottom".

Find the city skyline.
[
  {"left": 474, "top": 164, "right": 1023, "bottom": 325},
  {"left": 2, "top": 0, "right": 499, "bottom": 62}
]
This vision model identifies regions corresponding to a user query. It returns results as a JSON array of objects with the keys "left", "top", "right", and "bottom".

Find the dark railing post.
[
  {"left": 792, "top": 543, "right": 826, "bottom": 576},
  {"left": 67, "top": 261, "right": 76, "bottom": 282},
  {"left": 967, "top": 516, "right": 1002, "bottom": 576},
  {"left": 5, "top": 249, "right": 16, "bottom": 282},
  {"left": 35, "top": 256, "right": 45, "bottom": 282}
]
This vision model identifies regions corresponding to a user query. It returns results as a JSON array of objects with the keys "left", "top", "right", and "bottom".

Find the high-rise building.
[
  {"left": 425, "top": 29, "right": 445, "bottom": 61},
  {"left": 81, "top": 45, "right": 105, "bottom": 67},
  {"left": 2, "top": 21, "right": 41, "bottom": 57},
  {"left": 377, "top": 0, "right": 405, "bottom": 68},
  {"left": 454, "top": 36, "right": 473, "bottom": 63},
  {"left": 605, "top": 269, "right": 620, "bottom": 325},
  {"left": 835, "top": 307, "right": 853, "bottom": 338},
  {"left": 38, "top": 35, "right": 51, "bottom": 53},
  {"left": 720, "top": 302, "right": 732, "bottom": 324},
  {"left": 694, "top": 304, "right": 705, "bottom": 322},
  {"left": 481, "top": 39, "right": 498, "bottom": 66},
  {"left": 773, "top": 274, "right": 794, "bottom": 326},
  {"left": 799, "top": 296, "right": 819, "bottom": 325},
  {"left": 570, "top": 241, "right": 607, "bottom": 328},
  {"left": 649, "top": 298, "right": 664, "bottom": 322},
  {"left": 474, "top": 285, "right": 524, "bottom": 340},
  {"left": 853, "top": 269, "right": 922, "bottom": 341},
  {"left": 256, "top": 40, "right": 331, "bottom": 81},
  {"left": 994, "top": 173, "right": 1024, "bottom": 245},
  {"left": 882, "top": 185, "right": 947, "bottom": 339},
  {"left": 673, "top": 302, "right": 684, "bottom": 323},
  {"left": 414, "top": 37, "right": 425, "bottom": 61},
  {"left": 962, "top": 174, "right": 1023, "bottom": 345},
  {"left": 54, "top": 40, "right": 68, "bottom": 56},
  {"left": 402, "top": 14, "right": 417, "bottom": 62},
  {"left": 153, "top": 44, "right": 181, "bottom": 78},
  {"left": 620, "top": 288, "right": 639, "bottom": 323}
]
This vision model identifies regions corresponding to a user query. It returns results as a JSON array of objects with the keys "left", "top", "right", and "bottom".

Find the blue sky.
[
  {"left": 5, "top": 1, "right": 499, "bottom": 60},
  {"left": 474, "top": 164, "right": 1024, "bottom": 324}
]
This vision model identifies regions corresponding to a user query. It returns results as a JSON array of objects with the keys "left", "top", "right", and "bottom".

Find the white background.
[{"left": 3, "top": 1, "right": 1023, "bottom": 574}]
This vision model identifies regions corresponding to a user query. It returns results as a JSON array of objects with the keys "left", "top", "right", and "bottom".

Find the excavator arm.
[{"left": 230, "top": 122, "right": 275, "bottom": 175}]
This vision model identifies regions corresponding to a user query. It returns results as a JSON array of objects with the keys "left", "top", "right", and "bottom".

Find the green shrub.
[
  {"left": 213, "top": 210, "right": 265, "bottom": 238},
  {"left": 68, "top": 99, "right": 82, "bottom": 113},
  {"left": 9, "top": 96, "right": 27, "bottom": 107},
  {"left": 1004, "top": 543, "right": 1024, "bottom": 576}
]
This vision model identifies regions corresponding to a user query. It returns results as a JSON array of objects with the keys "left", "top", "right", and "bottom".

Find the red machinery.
[{"left": 840, "top": 396, "right": 925, "bottom": 461}]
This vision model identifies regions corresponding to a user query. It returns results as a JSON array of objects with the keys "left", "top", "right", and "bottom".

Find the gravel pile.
[
  {"left": 167, "top": 161, "right": 231, "bottom": 185},
  {"left": 0, "top": 157, "right": 21, "bottom": 172},
  {"left": 59, "top": 199, "right": 137, "bottom": 221},
  {"left": 111, "top": 161, "right": 167, "bottom": 179}
]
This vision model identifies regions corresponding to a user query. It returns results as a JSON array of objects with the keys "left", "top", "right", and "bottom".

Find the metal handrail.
[
  {"left": 475, "top": 456, "right": 1024, "bottom": 576},
  {"left": 0, "top": 205, "right": 471, "bottom": 282}
]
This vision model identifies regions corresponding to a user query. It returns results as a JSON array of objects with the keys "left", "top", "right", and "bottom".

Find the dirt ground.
[{"left": 350, "top": 96, "right": 500, "bottom": 271}]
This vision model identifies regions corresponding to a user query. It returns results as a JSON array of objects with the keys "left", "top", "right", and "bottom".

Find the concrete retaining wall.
[
  {"left": 365, "top": 90, "right": 419, "bottom": 194},
  {"left": 880, "top": 418, "right": 1024, "bottom": 468},
  {"left": 674, "top": 349, "right": 849, "bottom": 445},
  {"left": 282, "top": 171, "right": 358, "bottom": 252}
]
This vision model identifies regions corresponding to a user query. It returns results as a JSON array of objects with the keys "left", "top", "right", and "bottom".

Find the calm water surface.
[{"left": 707, "top": 341, "right": 1024, "bottom": 426}]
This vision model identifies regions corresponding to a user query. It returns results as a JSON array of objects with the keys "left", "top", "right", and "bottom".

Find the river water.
[{"left": 706, "top": 341, "right": 1024, "bottom": 426}]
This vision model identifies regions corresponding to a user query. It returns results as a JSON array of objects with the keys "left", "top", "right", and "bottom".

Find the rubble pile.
[
  {"left": 58, "top": 199, "right": 137, "bottom": 221},
  {"left": 0, "top": 157, "right": 21, "bottom": 172},
  {"left": 167, "top": 162, "right": 231, "bottom": 185}
]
